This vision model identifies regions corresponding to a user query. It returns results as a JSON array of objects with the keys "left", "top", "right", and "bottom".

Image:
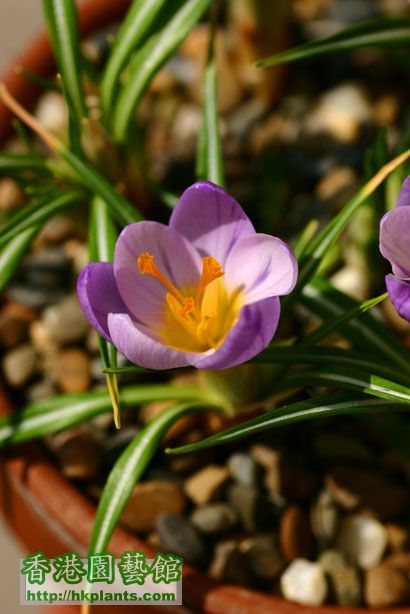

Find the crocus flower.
[
  {"left": 77, "top": 181, "right": 297, "bottom": 369},
  {"left": 380, "top": 176, "right": 410, "bottom": 322}
]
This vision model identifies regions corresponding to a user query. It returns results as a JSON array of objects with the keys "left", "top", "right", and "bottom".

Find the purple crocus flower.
[
  {"left": 380, "top": 176, "right": 410, "bottom": 322},
  {"left": 77, "top": 181, "right": 297, "bottom": 369}
]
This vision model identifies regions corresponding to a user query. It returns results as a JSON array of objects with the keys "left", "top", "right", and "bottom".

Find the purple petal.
[
  {"left": 169, "top": 181, "right": 255, "bottom": 264},
  {"left": 380, "top": 207, "right": 410, "bottom": 280},
  {"left": 386, "top": 274, "right": 410, "bottom": 322},
  {"left": 114, "top": 221, "right": 202, "bottom": 327},
  {"left": 107, "top": 313, "right": 190, "bottom": 369},
  {"left": 77, "top": 262, "right": 129, "bottom": 342},
  {"left": 190, "top": 297, "right": 280, "bottom": 369},
  {"left": 223, "top": 233, "right": 298, "bottom": 303},
  {"left": 397, "top": 176, "right": 410, "bottom": 208}
]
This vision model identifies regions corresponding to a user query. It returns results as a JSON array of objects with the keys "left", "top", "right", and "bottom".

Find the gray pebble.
[
  {"left": 3, "top": 343, "right": 37, "bottom": 387},
  {"left": 191, "top": 503, "right": 238, "bottom": 534},
  {"left": 156, "top": 514, "right": 209, "bottom": 566},
  {"left": 23, "top": 248, "right": 71, "bottom": 288},
  {"left": 8, "top": 285, "right": 66, "bottom": 309},
  {"left": 228, "top": 484, "right": 278, "bottom": 532},
  {"left": 42, "top": 294, "right": 88, "bottom": 344},
  {"left": 227, "top": 452, "right": 260, "bottom": 487}
]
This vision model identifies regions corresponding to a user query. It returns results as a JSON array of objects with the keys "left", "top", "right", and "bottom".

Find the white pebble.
[
  {"left": 281, "top": 559, "right": 327, "bottom": 606},
  {"left": 336, "top": 515, "right": 388, "bottom": 569}
]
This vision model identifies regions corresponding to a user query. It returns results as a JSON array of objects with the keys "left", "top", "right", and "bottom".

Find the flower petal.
[
  {"left": 107, "top": 313, "right": 190, "bottom": 369},
  {"left": 386, "top": 274, "right": 410, "bottom": 323},
  {"left": 190, "top": 297, "right": 280, "bottom": 369},
  {"left": 77, "top": 262, "right": 129, "bottom": 342},
  {"left": 223, "top": 233, "right": 298, "bottom": 303},
  {"left": 380, "top": 207, "right": 410, "bottom": 280},
  {"left": 114, "top": 221, "right": 202, "bottom": 327},
  {"left": 397, "top": 176, "right": 410, "bottom": 208},
  {"left": 169, "top": 181, "right": 255, "bottom": 263}
]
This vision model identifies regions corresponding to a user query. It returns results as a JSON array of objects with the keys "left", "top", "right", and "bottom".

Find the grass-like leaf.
[
  {"left": 42, "top": 0, "right": 86, "bottom": 122},
  {"left": 112, "top": 0, "right": 212, "bottom": 141},
  {"left": 255, "top": 17, "right": 410, "bottom": 68},
  {"left": 0, "top": 384, "right": 214, "bottom": 448},
  {"left": 89, "top": 195, "right": 121, "bottom": 428},
  {"left": 0, "top": 153, "right": 49, "bottom": 176},
  {"left": 0, "top": 191, "right": 83, "bottom": 247},
  {"left": 101, "top": 0, "right": 167, "bottom": 117},
  {"left": 302, "top": 277, "right": 410, "bottom": 373},
  {"left": 88, "top": 401, "right": 221, "bottom": 555},
  {"left": 0, "top": 227, "right": 39, "bottom": 292},
  {"left": 167, "top": 392, "right": 405, "bottom": 454},
  {"left": 280, "top": 365, "right": 410, "bottom": 406}
]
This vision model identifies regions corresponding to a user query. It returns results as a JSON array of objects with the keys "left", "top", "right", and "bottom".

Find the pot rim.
[{"left": 0, "top": 2, "right": 407, "bottom": 613}]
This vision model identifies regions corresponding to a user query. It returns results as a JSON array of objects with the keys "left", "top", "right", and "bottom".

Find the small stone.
[
  {"left": 0, "top": 303, "right": 36, "bottom": 348},
  {"left": 53, "top": 429, "right": 101, "bottom": 481},
  {"left": 121, "top": 481, "right": 185, "bottom": 533},
  {"left": 384, "top": 552, "right": 410, "bottom": 574},
  {"left": 2, "top": 343, "right": 37, "bottom": 387},
  {"left": 34, "top": 216, "right": 75, "bottom": 246},
  {"left": 325, "top": 466, "right": 409, "bottom": 520},
  {"left": 184, "top": 465, "right": 229, "bottom": 505},
  {"left": 240, "top": 533, "right": 285, "bottom": 580},
  {"left": 29, "top": 320, "right": 58, "bottom": 355},
  {"left": 35, "top": 92, "right": 68, "bottom": 135},
  {"left": 336, "top": 515, "right": 388, "bottom": 569},
  {"left": 102, "top": 426, "right": 140, "bottom": 467},
  {"left": 63, "top": 240, "right": 89, "bottom": 275},
  {"left": 209, "top": 540, "right": 252, "bottom": 586},
  {"left": 25, "top": 378, "right": 56, "bottom": 403},
  {"left": 228, "top": 484, "right": 278, "bottom": 532},
  {"left": 279, "top": 505, "right": 314, "bottom": 562},
  {"left": 191, "top": 503, "right": 238, "bottom": 534},
  {"left": 8, "top": 285, "right": 66, "bottom": 309},
  {"left": 0, "top": 178, "right": 24, "bottom": 211},
  {"left": 365, "top": 563, "right": 410, "bottom": 608},
  {"left": 315, "top": 166, "right": 359, "bottom": 208},
  {"left": 318, "top": 550, "right": 361, "bottom": 606},
  {"left": 310, "top": 489, "right": 339, "bottom": 544},
  {"left": 281, "top": 559, "right": 328, "bottom": 606},
  {"left": 54, "top": 349, "right": 90, "bottom": 393},
  {"left": 306, "top": 84, "right": 372, "bottom": 143},
  {"left": 156, "top": 514, "right": 209, "bottom": 566},
  {"left": 23, "top": 248, "right": 71, "bottom": 288},
  {"left": 42, "top": 294, "right": 89, "bottom": 345},
  {"left": 227, "top": 452, "right": 259, "bottom": 487},
  {"left": 386, "top": 524, "right": 410, "bottom": 552}
]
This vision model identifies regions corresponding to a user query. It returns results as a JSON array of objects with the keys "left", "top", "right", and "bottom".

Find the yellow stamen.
[
  {"left": 137, "top": 252, "right": 185, "bottom": 302},
  {"left": 196, "top": 256, "right": 224, "bottom": 302}
]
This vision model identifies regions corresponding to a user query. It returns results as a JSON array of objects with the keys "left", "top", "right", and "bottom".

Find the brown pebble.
[
  {"left": 54, "top": 348, "right": 90, "bottom": 393},
  {"left": 325, "top": 466, "right": 408, "bottom": 520},
  {"left": 121, "top": 480, "right": 185, "bottom": 533},
  {"left": 279, "top": 505, "right": 314, "bottom": 562},
  {"left": 365, "top": 563, "right": 410, "bottom": 608},
  {"left": 0, "top": 178, "right": 24, "bottom": 211},
  {"left": 2, "top": 343, "right": 37, "bottom": 387},
  {"left": 185, "top": 465, "right": 230, "bottom": 505},
  {"left": 0, "top": 303, "right": 36, "bottom": 348},
  {"left": 209, "top": 540, "right": 252, "bottom": 586},
  {"left": 55, "top": 429, "right": 101, "bottom": 481},
  {"left": 386, "top": 524, "right": 410, "bottom": 552}
]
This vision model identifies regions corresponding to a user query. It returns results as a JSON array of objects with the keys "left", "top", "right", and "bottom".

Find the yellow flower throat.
[{"left": 137, "top": 253, "right": 242, "bottom": 353}]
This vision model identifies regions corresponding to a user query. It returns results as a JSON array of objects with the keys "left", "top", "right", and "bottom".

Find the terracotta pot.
[{"left": 0, "top": 2, "right": 408, "bottom": 613}]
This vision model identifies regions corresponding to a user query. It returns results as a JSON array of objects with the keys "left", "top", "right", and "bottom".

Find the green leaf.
[
  {"left": 197, "top": 12, "right": 224, "bottom": 186},
  {"left": 302, "top": 277, "right": 410, "bottom": 373},
  {"left": 89, "top": 195, "right": 121, "bottom": 428},
  {"left": 89, "top": 401, "right": 219, "bottom": 555},
  {"left": 299, "top": 292, "right": 388, "bottom": 349},
  {"left": 112, "top": 0, "right": 212, "bottom": 141},
  {"left": 0, "top": 226, "right": 39, "bottom": 292},
  {"left": 0, "top": 153, "right": 49, "bottom": 176},
  {"left": 280, "top": 365, "right": 410, "bottom": 406},
  {"left": 286, "top": 146, "right": 410, "bottom": 305},
  {"left": 15, "top": 66, "right": 61, "bottom": 93},
  {"left": 42, "top": 0, "right": 86, "bottom": 122},
  {"left": 0, "top": 191, "right": 83, "bottom": 247},
  {"left": 101, "top": 0, "right": 167, "bottom": 117},
  {"left": 0, "top": 384, "right": 214, "bottom": 448},
  {"left": 255, "top": 17, "right": 410, "bottom": 68},
  {"left": 167, "top": 392, "right": 405, "bottom": 454},
  {"left": 253, "top": 346, "right": 407, "bottom": 385}
]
